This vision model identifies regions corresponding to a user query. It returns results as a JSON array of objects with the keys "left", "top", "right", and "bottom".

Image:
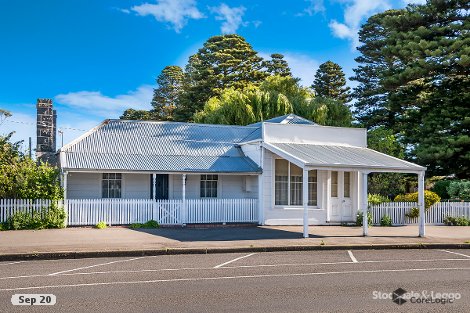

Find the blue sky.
[{"left": 0, "top": 0, "right": 425, "bottom": 150}]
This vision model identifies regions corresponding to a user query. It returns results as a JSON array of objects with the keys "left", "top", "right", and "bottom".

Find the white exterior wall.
[
  {"left": 261, "top": 151, "right": 359, "bottom": 225},
  {"left": 241, "top": 143, "right": 262, "bottom": 166},
  {"left": 67, "top": 172, "right": 151, "bottom": 199},
  {"left": 264, "top": 123, "right": 367, "bottom": 147},
  {"left": 171, "top": 174, "right": 258, "bottom": 199}
]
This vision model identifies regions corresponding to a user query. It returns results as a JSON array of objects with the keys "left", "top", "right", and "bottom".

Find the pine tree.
[
  {"left": 352, "top": 0, "right": 470, "bottom": 177},
  {"left": 152, "top": 65, "right": 184, "bottom": 121},
  {"left": 312, "top": 61, "right": 351, "bottom": 103},
  {"left": 263, "top": 53, "right": 293, "bottom": 77},
  {"left": 174, "top": 34, "right": 267, "bottom": 121}
]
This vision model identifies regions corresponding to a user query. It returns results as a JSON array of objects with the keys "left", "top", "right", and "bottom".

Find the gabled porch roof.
[{"left": 264, "top": 142, "right": 426, "bottom": 174}]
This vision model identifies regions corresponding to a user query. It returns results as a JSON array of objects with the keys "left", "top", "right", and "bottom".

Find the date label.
[{"left": 11, "top": 294, "right": 56, "bottom": 305}]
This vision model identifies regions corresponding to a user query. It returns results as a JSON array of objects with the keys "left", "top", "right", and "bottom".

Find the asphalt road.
[{"left": 1, "top": 249, "right": 470, "bottom": 312}]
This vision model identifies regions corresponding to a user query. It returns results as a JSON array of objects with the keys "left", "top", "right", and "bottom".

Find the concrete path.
[{"left": 0, "top": 226, "right": 469, "bottom": 257}]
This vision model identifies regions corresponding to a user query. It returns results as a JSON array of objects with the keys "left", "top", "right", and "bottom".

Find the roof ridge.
[{"left": 109, "top": 119, "right": 259, "bottom": 129}]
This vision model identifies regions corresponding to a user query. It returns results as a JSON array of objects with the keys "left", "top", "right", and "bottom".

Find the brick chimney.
[{"left": 36, "top": 98, "right": 57, "bottom": 163}]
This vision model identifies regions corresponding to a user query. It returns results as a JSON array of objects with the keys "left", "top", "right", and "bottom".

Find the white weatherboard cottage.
[{"left": 59, "top": 114, "right": 427, "bottom": 237}]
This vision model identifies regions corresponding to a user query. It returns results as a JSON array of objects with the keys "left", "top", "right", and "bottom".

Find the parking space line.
[
  {"left": 48, "top": 256, "right": 147, "bottom": 276},
  {"left": 0, "top": 261, "right": 26, "bottom": 266},
  {"left": 347, "top": 250, "right": 358, "bottom": 263},
  {"left": 2, "top": 267, "right": 470, "bottom": 292},
  {"left": 441, "top": 250, "right": 470, "bottom": 258},
  {"left": 214, "top": 253, "right": 256, "bottom": 268},
  {"left": 1, "top": 257, "right": 469, "bottom": 281}
]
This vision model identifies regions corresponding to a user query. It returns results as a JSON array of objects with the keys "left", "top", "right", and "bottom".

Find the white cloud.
[
  {"left": 302, "top": 0, "right": 326, "bottom": 16},
  {"left": 55, "top": 85, "right": 154, "bottom": 118},
  {"left": 260, "top": 52, "right": 319, "bottom": 87},
  {"left": 130, "top": 0, "right": 204, "bottom": 33},
  {"left": 328, "top": 0, "right": 391, "bottom": 50},
  {"left": 402, "top": 0, "right": 426, "bottom": 4},
  {"left": 210, "top": 3, "right": 246, "bottom": 34}
]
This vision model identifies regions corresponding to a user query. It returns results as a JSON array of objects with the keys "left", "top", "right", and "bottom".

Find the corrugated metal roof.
[
  {"left": 248, "top": 114, "right": 316, "bottom": 127},
  {"left": 61, "top": 120, "right": 261, "bottom": 173},
  {"left": 267, "top": 143, "right": 425, "bottom": 171}
]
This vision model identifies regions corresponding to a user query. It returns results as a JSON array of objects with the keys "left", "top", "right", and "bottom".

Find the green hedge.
[{"left": 1, "top": 204, "right": 66, "bottom": 231}]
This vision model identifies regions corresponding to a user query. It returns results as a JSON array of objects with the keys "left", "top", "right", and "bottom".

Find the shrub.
[
  {"left": 447, "top": 180, "right": 470, "bottom": 201},
  {"left": 368, "top": 194, "right": 391, "bottom": 205},
  {"left": 431, "top": 180, "right": 452, "bottom": 200},
  {"left": 405, "top": 207, "right": 420, "bottom": 219},
  {"left": 3, "top": 204, "right": 67, "bottom": 231},
  {"left": 444, "top": 216, "right": 470, "bottom": 226},
  {"left": 394, "top": 190, "right": 441, "bottom": 209},
  {"left": 380, "top": 215, "right": 392, "bottom": 226},
  {"left": 129, "top": 220, "right": 160, "bottom": 229},
  {"left": 142, "top": 220, "right": 159, "bottom": 228},
  {"left": 41, "top": 204, "right": 67, "bottom": 229},
  {"left": 96, "top": 221, "right": 107, "bottom": 229},
  {"left": 356, "top": 211, "right": 373, "bottom": 226}
]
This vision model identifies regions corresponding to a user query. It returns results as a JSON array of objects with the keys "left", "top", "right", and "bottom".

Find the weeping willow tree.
[
  {"left": 194, "top": 75, "right": 307, "bottom": 125},
  {"left": 194, "top": 75, "right": 353, "bottom": 126}
]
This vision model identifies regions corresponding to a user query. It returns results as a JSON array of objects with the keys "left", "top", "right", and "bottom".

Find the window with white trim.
[
  {"left": 344, "top": 172, "right": 351, "bottom": 198},
  {"left": 102, "top": 173, "right": 122, "bottom": 198},
  {"left": 200, "top": 175, "right": 218, "bottom": 198},
  {"left": 274, "top": 159, "right": 318, "bottom": 206},
  {"left": 331, "top": 171, "right": 338, "bottom": 197},
  {"left": 275, "top": 160, "right": 288, "bottom": 205},
  {"left": 308, "top": 170, "right": 318, "bottom": 206}
]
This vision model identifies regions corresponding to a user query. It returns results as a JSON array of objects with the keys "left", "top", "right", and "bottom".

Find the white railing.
[
  {"left": 0, "top": 199, "right": 63, "bottom": 223},
  {"left": 66, "top": 199, "right": 182, "bottom": 226},
  {"left": 186, "top": 198, "right": 258, "bottom": 223},
  {"left": 369, "top": 201, "right": 470, "bottom": 225}
]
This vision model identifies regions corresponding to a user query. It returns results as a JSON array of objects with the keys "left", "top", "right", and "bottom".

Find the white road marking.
[
  {"left": 1, "top": 267, "right": 469, "bottom": 291},
  {"left": 347, "top": 250, "right": 358, "bottom": 263},
  {"left": 48, "top": 256, "right": 147, "bottom": 276},
  {"left": 441, "top": 250, "right": 470, "bottom": 258},
  {"left": 1, "top": 257, "right": 469, "bottom": 281},
  {"left": 213, "top": 253, "right": 256, "bottom": 268},
  {"left": 0, "top": 261, "right": 25, "bottom": 266}
]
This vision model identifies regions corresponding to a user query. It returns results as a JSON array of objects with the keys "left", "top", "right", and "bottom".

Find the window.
[
  {"left": 290, "top": 164, "right": 303, "bottom": 205},
  {"left": 331, "top": 171, "right": 338, "bottom": 197},
  {"left": 102, "top": 173, "right": 122, "bottom": 198},
  {"left": 275, "top": 160, "right": 288, "bottom": 205},
  {"left": 344, "top": 172, "right": 351, "bottom": 198},
  {"left": 308, "top": 170, "right": 318, "bottom": 206},
  {"left": 274, "top": 159, "right": 318, "bottom": 206},
  {"left": 200, "top": 175, "right": 218, "bottom": 198}
]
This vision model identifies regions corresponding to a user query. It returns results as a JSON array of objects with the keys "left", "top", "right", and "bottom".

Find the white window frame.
[
  {"left": 200, "top": 174, "right": 218, "bottom": 198},
  {"left": 273, "top": 158, "right": 319, "bottom": 208},
  {"left": 101, "top": 173, "right": 123, "bottom": 199}
]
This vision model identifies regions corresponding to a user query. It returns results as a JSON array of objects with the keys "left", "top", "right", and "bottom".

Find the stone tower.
[{"left": 36, "top": 98, "right": 57, "bottom": 163}]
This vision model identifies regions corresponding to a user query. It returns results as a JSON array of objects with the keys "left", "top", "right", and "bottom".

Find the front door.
[
  {"left": 330, "top": 171, "right": 353, "bottom": 222},
  {"left": 154, "top": 174, "right": 169, "bottom": 200}
]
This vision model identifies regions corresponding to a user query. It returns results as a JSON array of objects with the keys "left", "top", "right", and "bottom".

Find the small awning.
[{"left": 264, "top": 142, "right": 426, "bottom": 173}]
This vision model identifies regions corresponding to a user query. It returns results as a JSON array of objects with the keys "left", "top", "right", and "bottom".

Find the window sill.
[{"left": 274, "top": 206, "right": 324, "bottom": 211}]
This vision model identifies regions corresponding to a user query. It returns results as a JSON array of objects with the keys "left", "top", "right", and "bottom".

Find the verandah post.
[
  {"left": 302, "top": 168, "right": 309, "bottom": 238},
  {"left": 418, "top": 171, "right": 425, "bottom": 237},
  {"left": 182, "top": 174, "right": 186, "bottom": 226},
  {"left": 362, "top": 171, "right": 369, "bottom": 236}
]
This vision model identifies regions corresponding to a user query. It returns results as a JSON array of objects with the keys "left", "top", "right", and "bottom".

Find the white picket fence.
[
  {"left": 369, "top": 201, "right": 470, "bottom": 225},
  {"left": 186, "top": 198, "right": 258, "bottom": 223},
  {"left": 0, "top": 199, "right": 63, "bottom": 223},
  {"left": 0, "top": 198, "right": 258, "bottom": 226}
]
